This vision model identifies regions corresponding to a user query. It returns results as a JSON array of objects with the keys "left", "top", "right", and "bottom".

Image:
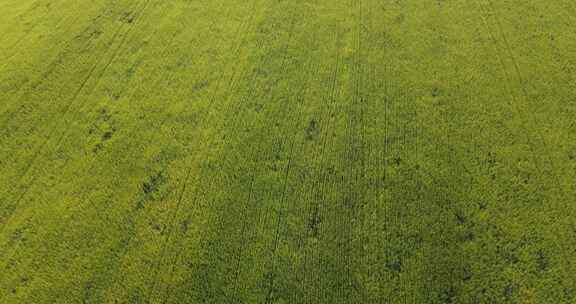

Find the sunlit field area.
[{"left": 1, "top": 0, "right": 575, "bottom": 303}]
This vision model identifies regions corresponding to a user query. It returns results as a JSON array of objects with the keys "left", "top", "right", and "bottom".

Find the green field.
[{"left": 1, "top": 0, "right": 575, "bottom": 303}]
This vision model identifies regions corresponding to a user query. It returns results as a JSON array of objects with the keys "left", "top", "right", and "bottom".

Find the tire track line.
[
  {"left": 340, "top": 0, "right": 365, "bottom": 299},
  {"left": 0, "top": 0, "right": 136, "bottom": 128},
  {"left": 484, "top": 0, "right": 575, "bottom": 280},
  {"left": 272, "top": 53, "right": 319, "bottom": 304},
  {"left": 143, "top": 0, "right": 245, "bottom": 299},
  {"left": 146, "top": 1, "right": 301, "bottom": 301},
  {"left": 300, "top": 25, "right": 342, "bottom": 301},
  {"left": 0, "top": 7, "right": 180, "bottom": 264},
  {"left": 476, "top": 0, "right": 574, "bottom": 283},
  {"left": 150, "top": 1, "right": 275, "bottom": 301},
  {"left": 240, "top": 6, "right": 309, "bottom": 303},
  {"left": 0, "top": 0, "right": 48, "bottom": 52},
  {"left": 0, "top": 0, "right": 129, "bottom": 227},
  {"left": 229, "top": 55, "right": 314, "bottom": 303},
  {"left": 0, "top": 0, "right": 71, "bottom": 64},
  {"left": 15, "top": 0, "right": 150, "bottom": 178},
  {"left": 0, "top": 0, "right": 155, "bottom": 231},
  {"left": 0, "top": 12, "right": 63, "bottom": 70},
  {"left": 146, "top": 167, "right": 192, "bottom": 302},
  {"left": 264, "top": 156, "right": 294, "bottom": 304},
  {"left": 0, "top": 30, "right": 187, "bottom": 292},
  {"left": 477, "top": 0, "right": 567, "bottom": 199},
  {"left": 475, "top": 1, "right": 544, "bottom": 174},
  {"left": 256, "top": 8, "right": 299, "bottom": 240},
  {"left": 0, "top": 0, "right": 129, "bottom": 104},
  {"left": 263, "top": 73, "right": 314, "bottom": 301},
  {"left": 230, "top": 176, "right": 256, "bottom": 296},
  {"left": 484, "top": 0, "right": 568, "bottom": 196},
  {"left": 0, "top": 1, "right": 186, "bottom": 290},
  {"left": 0, "top": 0, "right": 125, "bottom": 104}
]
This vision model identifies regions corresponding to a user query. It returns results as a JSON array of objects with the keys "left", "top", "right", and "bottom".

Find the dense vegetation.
[{"left": 1, "top": 0, "right": 575, "bottom": 303}]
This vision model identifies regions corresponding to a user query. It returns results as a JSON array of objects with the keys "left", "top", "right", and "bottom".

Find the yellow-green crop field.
[{"left": 1, "top": 0, "right": 575, "bottom": 303}]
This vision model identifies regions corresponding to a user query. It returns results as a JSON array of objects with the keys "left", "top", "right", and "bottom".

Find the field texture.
[{"left": 1, "top": 0, "right": 576, "bottom": 303}]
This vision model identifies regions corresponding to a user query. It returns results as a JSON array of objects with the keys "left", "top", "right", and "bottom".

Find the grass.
[{"left": 1, "top": 0, "right": 575, "bottom": 303}]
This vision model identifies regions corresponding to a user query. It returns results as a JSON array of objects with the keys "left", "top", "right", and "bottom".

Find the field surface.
[{"left": 1, "top": 0, "right": 576, "bottom": 303}]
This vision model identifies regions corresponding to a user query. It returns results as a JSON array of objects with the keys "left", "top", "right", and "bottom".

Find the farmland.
[{"left": 1, "top": 0, "right": 575, "bottom": 303}]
